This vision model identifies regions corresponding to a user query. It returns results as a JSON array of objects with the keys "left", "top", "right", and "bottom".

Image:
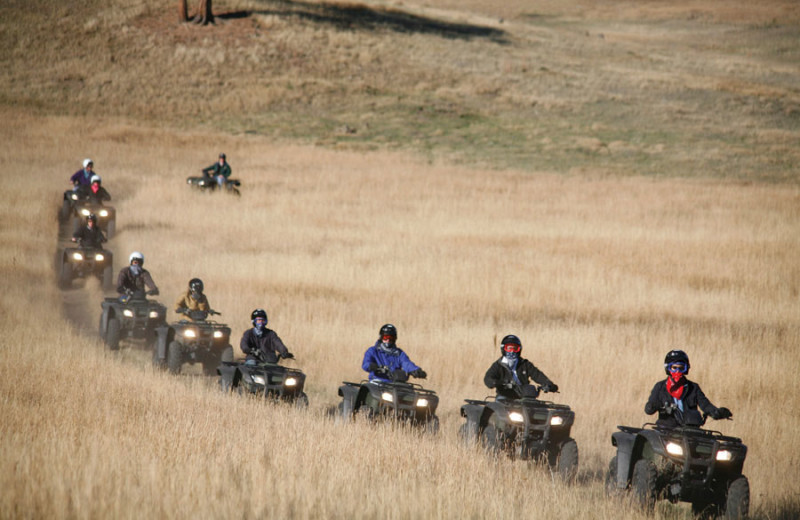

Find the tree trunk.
[
  {"left": 178, "top": 0, "right": 188, "bottom": 23},
  {"left": 195, "top": 0, "right": 214, "bottom": 25}
]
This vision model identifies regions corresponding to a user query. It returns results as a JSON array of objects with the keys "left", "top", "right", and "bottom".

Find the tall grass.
[{"left": 1, "top": 108, "right": 799, "bottom": 517}]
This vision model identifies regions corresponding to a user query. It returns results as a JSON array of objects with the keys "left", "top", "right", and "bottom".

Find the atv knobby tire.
[
  {"left": 295, "top": 392, "right": 310, "bottom": 409},
  {"left": 724, "top": 476, "right": 750, "bottom": 520},
  {"left": 632, "top": 458, "right": 658, "bottom": 510},
  {"left": 423, "top": 416, "right": 440, "bottom": 435},
  {"left": 481, "top": 423, "right": 502, "bottom": 456},
  {"left": 105, "top": 317, "right": 121, "bottom": 351},
  {"left": 604, "top": 455, "right": 622, "bottom": 496},
  {"left": 59, "top": 200, "right": 71, "bottom": 223},
  {"left": 58, "top": 261, "right": 73, "bottom": 289},
  {"left": 102, "top": 266, "right": 113, "bottom": 291},
  {"left": 106, "top": 220, "right": 115, "bottom": 239},
  {"left": 203, "top": 345, "right": 234, "bottom": 376},
  {"left": 552, "top": 438, "right": 579, "bottom": 483},
  {"left": 458, "top": 423, "right": 478, "bottom": 446},
  {"left": 167, "top": 341, "right": 183, "bottom": 374}
]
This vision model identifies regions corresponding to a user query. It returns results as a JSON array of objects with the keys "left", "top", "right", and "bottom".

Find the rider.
[
  {"left": 484, "top": 334, "right": 558, "bottom": 399},
  {"left": 362, "top": 324, "right": 427, "bottom": 382},
  {"left": 201, "top": 152, "right": 232, "bottom": 189},
  {"left": 71, "top": 213, "right": 107, "bottom": 249},
  {"left": 240, "top": 309, "right": 294, "bottom": 365},
  {"left": 77, "top": 175, "right": 111, "bottom": 203},
  {"left": 70, "top": 158, "right": 95, "bottom": 190},
  {"left": 116, "top": 251, "right": 159, "bottom": 299},
  {"left": 174, "top": 278, "right": 210, "bottom": 320},
  {"left": 645, "top": 350, "right": 732, "bottom": 428}
]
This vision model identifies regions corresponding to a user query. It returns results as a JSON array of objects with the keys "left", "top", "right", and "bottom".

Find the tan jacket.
[{"left": 174, "top": 290, "right": 210, "bottom": 313}]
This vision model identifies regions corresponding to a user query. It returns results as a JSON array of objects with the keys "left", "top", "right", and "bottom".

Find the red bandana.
[
  {"left": 92, "top": 184, "right": 99, "bottom": 194},
  {"left": 666, "top": 374, "right": 686, "bottom": 399}
]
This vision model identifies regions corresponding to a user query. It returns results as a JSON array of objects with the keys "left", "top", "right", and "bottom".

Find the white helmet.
[
  {"left": 83, "top": 158, "right": 93, "bottom": 168},
  {"left": 129, "top": 251, "right": 144, "bottom": 265},
  {"left": 90, "top": 175, "right": 101, "bottom": 184}
]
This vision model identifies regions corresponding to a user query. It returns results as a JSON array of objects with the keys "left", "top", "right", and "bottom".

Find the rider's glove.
[
  {"left": 662, "top": 402, "right": 677, "bottom": 415},
  {"left": 713, "top": 407, "right": 732, "bottom": 420},
  {"left": 503, "top": 382, "right": 514, "bottom": 390},
  {"left": 147, "top": 289, "right": 159, "bottom": 296},
  {"left": 176, "top": 307, "right": 188, "bottom": 314},
  {"left": 542, "top": 383, "right": 558, "bottom": 393},
  {"left": 282, "top": 352, "right": 295, "bottom": 359},
  {"left": 391, "top": 369, "right": 408, "bottom": 382},
  {"left": 368, "top": 363, "right": 381, "bottom": 373},
  {"left": 410, "top": 369, "right": 427, "bottom": 379}
]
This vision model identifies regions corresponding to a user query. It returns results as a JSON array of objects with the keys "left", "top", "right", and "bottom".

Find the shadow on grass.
[{"left": 217, "top": 0, "right": 508, "bottom": 43}]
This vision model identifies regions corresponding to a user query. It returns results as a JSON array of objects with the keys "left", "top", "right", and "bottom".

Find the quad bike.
[
  {"left": 459, "top": 384, "right": 578, "bottom": 483},
  {"left": 59, "top": 191, "right": 117, "bottom": 239},
  {"left": 154, "top": 309, "right": 234, "bottom": 375},
  {"left": 336, "top": 369, "right": 439, "bottom": 433},
  {"left": 57, "top": 242, "right": 113, "bottom": 290},
  {"left": 186, "top": 174, "right": 241, "bottom": 196},
  {"left": 99, "top": 289, "right": 167, "bottom": 351},
  {"left": 217, "top": 349, "right": 308, "bottom": 407},
  {"left": 606, "top": 410, "right": 748, "bottom": 519}
]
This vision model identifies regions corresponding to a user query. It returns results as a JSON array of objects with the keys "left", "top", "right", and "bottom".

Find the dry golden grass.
[{"left": 1, "top": 107, "right": 799, "bottom": 518}]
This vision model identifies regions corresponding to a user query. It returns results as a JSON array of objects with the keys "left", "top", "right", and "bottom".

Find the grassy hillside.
[
  {"left": 1, "top": 0, "right": 799, "bottom": 180},
  {"left": 1, "top": 0, "right": 800, "bottom": 518}
]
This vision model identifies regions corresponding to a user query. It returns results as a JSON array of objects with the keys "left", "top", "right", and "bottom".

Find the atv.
[
  {"left": 336, "top": 370, "right": 440, "bottom": 433},
  {"left": 99, "top": 290, "right": 167, "bottom": 351},
  {"left": 186, "top": 175, "right": 241, "bottom": 196},
  {"left": 154, "top": 309, "right": 234, "bottom": 375},
  {"left": 459, "top": 384, "right": 578, "bottom": 483},
  {"left": 218, "top": 349, "right": 308, "bottom": 407},
  {"left": 606, "top": 411, "right": 748, "bottom": 518},
  {"left": 57, "top": 242, "right": 113, "bottom": 290},
  {"left": 59, "top": 192, "right": 117, "bottom": 239}
]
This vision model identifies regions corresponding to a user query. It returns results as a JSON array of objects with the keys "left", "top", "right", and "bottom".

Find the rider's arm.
[
  {"left": 398, "top": 350, "right": 420, "bottom": 374},
  {"left": 143, "top": 271, "right": 158, "bottom": 293},
  {"left": 240, "top": 331, "right": 254, "bottom": 356},
  {"left": 174, "top": 294, "right": 187, "bottom": 311},
  {"left": 693, "top": 383, "right": 720, "bottom": 417},
  {"left": 268, "top": 331, "right": 289, "bottom": 358},
  {"left": 524, "top": 360, "right": 555, "bottom": 388},
  {"left": 116, "top": 268, "right": 128, "bottom": 294},
  {"left": 362, "top": 347, "right": 379, "bottom": 373},
  {"left": 644, "top": 381, "right": 664, "bottom": 415},
  {"left": 483, "top": 362, "right": 504, "bottom": 389}
]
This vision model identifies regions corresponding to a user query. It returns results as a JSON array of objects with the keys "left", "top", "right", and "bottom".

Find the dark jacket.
[
  {"left": 70, "top": 168, "right": 93, "bottom": 186},
  {"left": 202, "top": 162, "right": 232, "bottom": 179},
  {"left": 76, "top": 184, "right": 111, "bottom": 203},
  {"left": 72, "top": 225, "right": 107, "bottom": 249},
  {"left": 484, "top": 357, "right": 555, "bottom": 399},
  {"left": 116, "top": 266, "right": 158, "bottom": 295},
  {"left": 240, "top": 328, "right": 289, "bottom": 363},
  {"left": 645, "top": 378, "right": 721, "bottom": 428},
  {"left": 361, "top": 341, "right": 421, "bottom": 382}
]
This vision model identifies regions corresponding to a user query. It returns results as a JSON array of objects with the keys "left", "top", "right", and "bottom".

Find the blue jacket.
[
  {"left": 362, "top": 341, "right": 420, "bottom": 382},
  {"left": 70, "top": 168, "right": 93, "bottom": 186}
]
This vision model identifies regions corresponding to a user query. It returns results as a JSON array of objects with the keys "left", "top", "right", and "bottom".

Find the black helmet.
[
  {"left": 500, "top": 334, "right": 522, "bottom": 358},
  {"left": 379, "top": 323, "right": 398, "bottom": 340},
  {"left": 189, "top": 278, "right": 204, "bottom": 294},
  {"left": 251, "top": 308, "right": 267, "bottom": 325},
  {"left": 664, "top": 349, "right": 690, "bottom": 375},
  {"left": 219, "top": 152, "right": 226, "bottom": 160},
  {"left": 87, "top": 213, "right": 98, "bottom": 225}
]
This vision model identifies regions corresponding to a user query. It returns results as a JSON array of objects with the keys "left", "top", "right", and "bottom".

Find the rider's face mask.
[
  {"left": 381, "top": 334, "right": 395, "bottom": 347},
  {"left": 253, "top": 318, "right": 266, "bottom": 331},
  {"left": 129, "top": 261, "right": 142, "bottom": 276},
  {"left": 668, "top": 363, "right": 688, "bottom": 381},
  {"left": 502, "top": 343, "right": 521, "bottom": 360}
]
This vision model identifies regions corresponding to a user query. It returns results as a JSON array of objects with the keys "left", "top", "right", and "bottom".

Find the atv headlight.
[
  {"left": 72, "top": 252, "right": 84, "bottom": 261},
  {"left": 550, "top": 416, "right": 565, "bottom": 426},
  {"left": 251, "top": 375, "right": 266, "bottom": 385},
  {"left": 285, "top": 377, "right": 297, "bottom": 387},
  {"left": 94, "top": 253, "right": 104, "bottom": 261},
  {"left": 509, "top": 411, "right": 525, "bottom": 423},
  {"left": 183, "top": 329, "right": 197, "bottom": 338},
  {"left": 381, "top": 392, "right": 394, "bottom": 403},
  {"left": 80, "top": 208, "right": 91, "bottom": 216},
  {"left": 665, "top": 442, "right": 684, "bottom": 456},
  {"left": 149, "top": 311, "right": 159, "bottom": 319},
  {"left": 716, "top": 450, "right": 733, "bottom": 462},
  {"left": 70, "top": 193, "right": 79, "bottom": 200},
  {"left": 213, "top": 331, "right": 224, "bottom": 339},
  {"left": 123, "top": 309, "right": 134, "bottom": 318},
  {"left": 98, "top": 209, "right": 108, "bottom": 217},
  {"left": 416, "top": 398, "right": 429, "bottom": 408}
]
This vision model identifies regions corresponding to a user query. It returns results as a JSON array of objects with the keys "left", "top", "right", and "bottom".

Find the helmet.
[
  {"left": 219, "top": 153, "right": 226, "bottom": 160},
  {"left": 379, "top": 323, "right": 398, "bottom": 340},
  {"left": 83, "top": 158, "right": 93, "bottom": 168},
  {"left": 189, "top": 278, "right": 204, "bottom": 294},
  {"left": 129, "top": 251, "right": 144, "bottom": 265},
  {"left": 87, "top": 213, "right": 98, "bottom": 224},
  {"left": 500, "top": 334, "right": 522, "bottom": 359},
  {"left": 90, "top": 174, "right": 101, "bottom": 184},
  {"left": 664, "top": 350, "right": 690, "bottom": 375},
  {"left": 251, "top": 308, "right": 268, "bottom": 325}
]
